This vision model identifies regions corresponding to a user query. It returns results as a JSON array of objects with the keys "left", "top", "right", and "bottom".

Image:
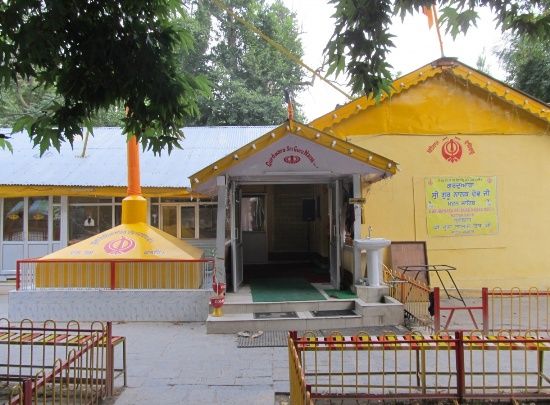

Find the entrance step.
[
  {"left": 220, "top": 299, "right": 356, "bottom": 315},
  {"left": 206, "top": 297, "right": 404, "bottom": 334}
]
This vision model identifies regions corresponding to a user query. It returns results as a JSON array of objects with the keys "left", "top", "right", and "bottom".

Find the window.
[
  {"left": 150, "top": 199, "right": 217, "bottom": 239},
  {"left": 3, "top": 198, "right": 24, "bottom": 241},
  {"left": 241, "top": 196, "right": 265, "bottom": 232},
  {"left": 68, "top": 197, "right": 120, "bottom": 244},
  {"left": 199, "top": 204, "right": 217, "bottom": 238},
  {"left": 161, "top": 206, "right": 178, "bottom": 238},
  {"left": 28, "top": 197, "right": 48, "bottom": 241},
  {"left": 180, "top": 206, "right": 195, "bottom": 238},
  {"left": 52, "top": 205, "right": 61, "bottom": 241}
]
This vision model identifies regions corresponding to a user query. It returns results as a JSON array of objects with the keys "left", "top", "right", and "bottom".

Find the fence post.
[
  {"left": 106, "top": 321, "right": 114, "bottom": 397},
  {"left": 481, "top": 287, "right": 489, "bottom": 335},
  {"left": 433, "top": 287, "right": 441, "bottom": 333},
  {"left": 23, "top": 379, "right": 32, "bottom": 405},
  {"left": 455, "top": 330, "right": 465, "bottom": 402},
  {"left": 110, "top": 262, "right": 116, "bottom": 290},
  {"left": 16, "top": 261, "right": 20, "bottom": 291}
]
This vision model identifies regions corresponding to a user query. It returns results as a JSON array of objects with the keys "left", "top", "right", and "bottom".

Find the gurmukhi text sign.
[{"left": 425, "top": 176, "right": 498, "bottom": 237}]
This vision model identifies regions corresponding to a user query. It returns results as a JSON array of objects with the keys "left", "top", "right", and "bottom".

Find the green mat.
[
  {"left": 250, "top": 277, "right": 326, "bottom": 302},
  {"left": 323, "top": 289, "right": 357, "bottom": 299}
]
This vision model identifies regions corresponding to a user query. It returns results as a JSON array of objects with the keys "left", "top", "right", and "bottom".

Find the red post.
[
  {"left": 110, "top": 261, "right": 116, "bottom": 290},
  {"left": 455, "top": 330, "right": 465, "bottom": 402},
  {"left": 289, "top": 330, "right": 298, "bottom": 341},
  {"left": 433, "top": 287, "right": 441, "bottom": 333},
  {"left": 23, "top": 379, "right": 33, "bottom": 405},
  {"left": 481, "top": 287, "right": 489, "bottom": 335},
  {"left": 106, "top": 321, "right": 114, "bottom": 397},
  {"left": 16, "top": 260, "right": 20, "bottom": 291}
]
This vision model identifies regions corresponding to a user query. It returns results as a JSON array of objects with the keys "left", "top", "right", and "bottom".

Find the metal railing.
[
  {"left": 432, "top": 287, "right": 550, "bottom": 336},
  {"left": 433, "top": 287, "right": 487, "bottom": 334},
  {"left": 16, "top": 258, "right": 214, "bottom": 290},
  {"left": 487, "top": 287, "right": 550, "bottom": 337},
  {"left": 384, "top": 265, "right": 432, "bottom": 330},
  {"left": 288, "top": 330, "right": 550, "bottom": 403},
  {"left": 0, "top": 319, "right": 124, "bottom": 405}
]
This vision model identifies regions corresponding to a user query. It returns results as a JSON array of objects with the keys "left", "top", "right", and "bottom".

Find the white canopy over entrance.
[{"left": 190, "top": 120, "right": 398, "bottom": 292}]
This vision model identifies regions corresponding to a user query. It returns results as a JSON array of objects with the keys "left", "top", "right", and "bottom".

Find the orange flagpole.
[{"left": 127, "top": 135, "right": 142, "bottom": 196}]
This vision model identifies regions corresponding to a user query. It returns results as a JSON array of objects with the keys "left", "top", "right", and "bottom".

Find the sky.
[{"left": 281, "top": 1, "right": 507, "bottom": 121}]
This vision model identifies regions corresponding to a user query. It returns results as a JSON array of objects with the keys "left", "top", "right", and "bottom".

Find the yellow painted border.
[
  {"left": 189, "top": 119, "right": 398, "bottom": 188},
  {"left": 309, "top": 58, "right": 550, "bottom": 134},
  {"left": 0, "top": 185, "right": 193, "bottom": 198}
]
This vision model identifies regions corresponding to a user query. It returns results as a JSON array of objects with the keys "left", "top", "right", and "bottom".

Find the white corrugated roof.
[{"left": 0, "top": 126, "right": 274, "bottom": 188}]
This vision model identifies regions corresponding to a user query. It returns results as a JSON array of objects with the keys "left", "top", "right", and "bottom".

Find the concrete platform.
[{"left": 207, "top": 284, "right": 404, "bottom": 334}]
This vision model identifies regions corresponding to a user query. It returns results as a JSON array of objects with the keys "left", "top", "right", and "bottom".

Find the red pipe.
[
  {"left": 433, "top": 287, "right": 441, "bottom": 333},
  {"left": 16, "top": 261, "right": 20, "bottom": 291}
]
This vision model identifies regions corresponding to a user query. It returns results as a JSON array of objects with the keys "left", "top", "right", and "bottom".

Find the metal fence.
[
  {"left": 487, "top": 287, "right": 550, "bottom": 337},
  {"left": 16, "top": 258, "right": 214, "bottom": 290},
  {"left": 0, "top": 319, "right": 124, "bottom": 405},
  {"left": 288, "top": 330, "right": 550, "bottom": 403},
  {"left": 432, "top": 287, "right": 550, "bottom": 337},
  {"left": 384, "top": 265, "right": 432, "bottom": 330}
]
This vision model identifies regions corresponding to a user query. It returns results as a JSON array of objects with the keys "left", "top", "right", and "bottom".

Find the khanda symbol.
[
  {"left": 441, "top": 138, "right": 463, "bottom": 163},
  {"left": 104, "top": 236, "right": 136, "bottom": 255}
]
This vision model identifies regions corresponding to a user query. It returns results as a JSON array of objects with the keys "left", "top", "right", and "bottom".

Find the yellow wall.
[{"left": 327, "top": 73, "right": 550, "bottom": 290}]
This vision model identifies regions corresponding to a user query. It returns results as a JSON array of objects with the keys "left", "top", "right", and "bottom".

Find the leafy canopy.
[
  {"left": 0, "top": 0, "right": 209, "bottom": 154},
  {"left": 183, "top": 0, "right": 306, "bottom": 125},
  {"left": 498, "top": 34, "right": 550, "bottom": 103},
  {"left": 325, "top": 0, "right": 550, "bottom": 98}
]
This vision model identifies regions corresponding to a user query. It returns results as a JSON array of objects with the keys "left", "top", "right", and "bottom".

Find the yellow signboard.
[{"left": 425, "top": 176, "right": 498, "bottom": 237}]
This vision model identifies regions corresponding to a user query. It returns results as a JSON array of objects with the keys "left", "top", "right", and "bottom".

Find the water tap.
[{"left": 368, "top": 225, "right": 373, "bottom": 239}]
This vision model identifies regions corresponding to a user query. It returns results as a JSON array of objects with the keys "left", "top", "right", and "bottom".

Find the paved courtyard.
[{"left": 2, "top": 283, "right": 547, "bottom": 404}]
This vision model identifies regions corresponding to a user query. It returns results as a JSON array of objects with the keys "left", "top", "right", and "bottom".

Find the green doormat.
[
  {"left": 323, "top": 289, "right": 357, "bottom": 299},
  {"left": 250, "top": 277, "right": 326, "bottom": 302}
]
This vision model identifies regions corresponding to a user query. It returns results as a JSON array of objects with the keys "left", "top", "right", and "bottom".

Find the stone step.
[
  {"left": 206, "top": 297, "right": 405, "bottom": 334},
  {"left": 220, "top": 299, "right": 356, "bottom": 315},
  {"left": 206, "top": 311, "right": 364, "bottom": 334}
]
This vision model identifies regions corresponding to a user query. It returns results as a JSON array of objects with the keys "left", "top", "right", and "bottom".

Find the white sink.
[{"left": 355, "top": 238, "right": 391, "bottom": 251}]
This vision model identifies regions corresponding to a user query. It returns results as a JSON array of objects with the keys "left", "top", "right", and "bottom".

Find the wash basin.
[{"left": 354, "top": 238, "right": 391, "bottom": 251}]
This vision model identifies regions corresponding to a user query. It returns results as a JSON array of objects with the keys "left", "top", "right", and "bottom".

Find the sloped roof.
[
  {"left": 0, "top": 126, "right": 274, "bottom": 189},
  {"left": 309, "top": 57, "right": 550, "bottom": 134},
  {"left": 189, "top": 119, "right": 398, "bottom": 192}
]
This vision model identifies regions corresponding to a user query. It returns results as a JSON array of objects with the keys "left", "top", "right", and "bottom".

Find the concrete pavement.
[
  {"left": 106, "top": 322, "right": 289, "bottom": 405},
  {"left": 0, "top": 283, "right": 290, "bottom": 404}
]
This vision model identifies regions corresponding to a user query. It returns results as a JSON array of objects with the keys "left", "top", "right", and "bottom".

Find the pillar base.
[{"left": 356, "top": 285, "right": 390, "bottom": 303}]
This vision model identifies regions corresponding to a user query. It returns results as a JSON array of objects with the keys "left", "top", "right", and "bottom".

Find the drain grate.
[
  {"left": 253, "top": 311, "right": 298, "bottom": 319},
  {"left": 310, "top": 309, "right": 357, "bottom": 317},
  {"left": 237, "top": 330, "right": 288, "bottom": 347}
]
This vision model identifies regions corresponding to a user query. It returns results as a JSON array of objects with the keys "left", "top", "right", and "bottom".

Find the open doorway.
[{"left": 241, "top": 184, "right": 331, "bottom": 286}]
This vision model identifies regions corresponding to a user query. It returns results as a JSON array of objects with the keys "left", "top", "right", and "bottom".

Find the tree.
[
  {"left": 4, "top": 0, "right": 547, "bottom": 154},
  {"left": 324, "top": 0, "right": 550, "bottom": 97},
  {"left": 498, "top": 35, "right": 550, "bottom": 103},
  {"left": 0, "top": 0, "right": 305, "bottom": 151},
  {"left": 184, "top": 0, "right": 306, "bottom": 125},
  {"left": 0, "top": 0, "right": 208, "bottom": 154}
]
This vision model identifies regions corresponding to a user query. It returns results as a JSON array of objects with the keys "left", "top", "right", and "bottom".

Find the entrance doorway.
[{"left": 239, "top": 184, "right": 335, "bottom": 288}]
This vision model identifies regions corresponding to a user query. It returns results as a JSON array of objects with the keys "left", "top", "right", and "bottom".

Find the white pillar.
[
  {"left": 353, "top": 174, "right": 362, "bottom": 284},
  {"left": 366, "top": 250, "right": 381, "bottom": 287},
  {"left": 60, "top": 196, "right": 68, "bottom": 247},
  {"left": 215, "top": 176, "right": 227, "bottom": 283}
]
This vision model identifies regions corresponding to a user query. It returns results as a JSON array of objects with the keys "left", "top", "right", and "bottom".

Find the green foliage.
[
  {"left": 0, "top": 0, "right": 209, "bottom": 155},
  {"left": 185, "top": 0, "right": 306, "bottom": 125},
  {"left": 325, "top": 0, "right": 550, "bottom": 97},
  {"left": 498, "top": 35, "right": 550, "bottom": 103}
]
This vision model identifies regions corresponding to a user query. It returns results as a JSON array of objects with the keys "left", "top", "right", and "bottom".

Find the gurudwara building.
[{"left": 2, "top": 58, "right": 550, "bottom": 301}]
